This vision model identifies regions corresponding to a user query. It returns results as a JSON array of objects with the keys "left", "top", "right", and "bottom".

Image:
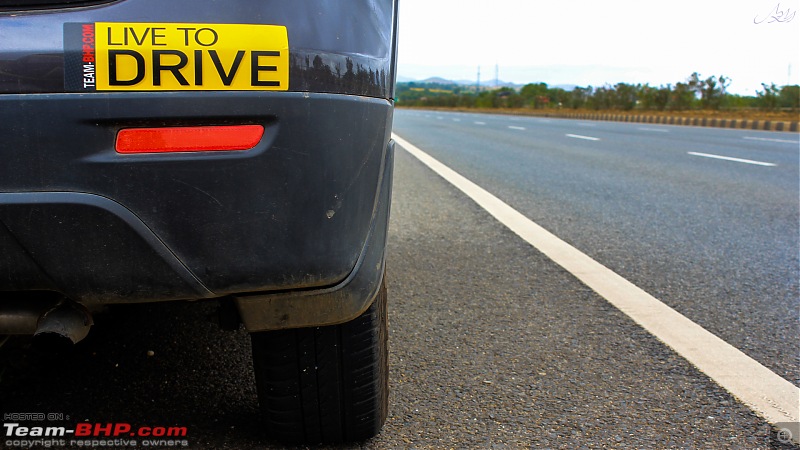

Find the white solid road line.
[
  {"left": 638, "top": 127, "right": 669, "bottom": 133},
  {"left": 566, "top": 134, "right": 600, "bottom": 141},
  {"left": 743, "top": 136, "right": 799, "bottom": 144},
  {"left": 688, "top": 151, "right": 776, "bottom": 167},
  {"left": 508, "top": 126, "right": 526, "bottom": 130},
  {"left": 392, "top": 132, "right": 800, "bottom": 441}
]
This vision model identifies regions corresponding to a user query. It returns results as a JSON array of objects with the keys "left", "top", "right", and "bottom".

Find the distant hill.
[
  {"left": 400, "top": 76, "right": 546, "bottom": 91},
  {"left": 553, "top": 84, "right": 578, "bottom": 91},
  {"left": 397, "top": 76, "right": 582, "bottom": 92},
  {"left": 418, "top": 77, "right": 455, "bottom": 85}
]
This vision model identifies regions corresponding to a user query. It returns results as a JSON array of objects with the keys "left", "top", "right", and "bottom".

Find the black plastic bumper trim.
[
  {"left": 0, "top": 192, "right": 214, "bottom": 301},
  {"left": 234, "top": 139, "right": 394, "bottom": 331}
]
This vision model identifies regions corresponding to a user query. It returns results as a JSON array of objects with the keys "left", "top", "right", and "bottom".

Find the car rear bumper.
[
  {"left": 0, "top": 0, "right": 397, "bottom": 330},
  {"left": 0, "top": 92, "right": 393, "bottom": 307},
  {"left": 236, "top": 139, "right": 393, "bottom": 331}
]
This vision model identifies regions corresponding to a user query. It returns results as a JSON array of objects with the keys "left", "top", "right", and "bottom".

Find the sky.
[{"left": 396, "top": 0, "right": 800, "bottom": 95}]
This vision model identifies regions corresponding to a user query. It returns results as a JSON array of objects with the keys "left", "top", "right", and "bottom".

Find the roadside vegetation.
[{"left": 397, "top": 73, "right": 800, "bottom": 122}]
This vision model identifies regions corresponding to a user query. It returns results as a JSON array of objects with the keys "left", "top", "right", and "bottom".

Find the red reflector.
[{"left": 116, "top": 125, "right": 264, "bottom": 154}]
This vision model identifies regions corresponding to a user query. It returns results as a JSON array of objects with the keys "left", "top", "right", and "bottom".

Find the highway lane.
[{"left": 394, "top": 108, "right": 800, "bottom": 389}]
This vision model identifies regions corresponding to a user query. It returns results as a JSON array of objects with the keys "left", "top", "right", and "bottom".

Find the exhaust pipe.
[
  {"left": 34, "top": 299, "right": 94, "bottom": 345},
  {"left": 0, "top": 297, "right": 55, "bottom": 335},
  {"left": 0, "top": 297, "right": 93, "bottom": 346}
]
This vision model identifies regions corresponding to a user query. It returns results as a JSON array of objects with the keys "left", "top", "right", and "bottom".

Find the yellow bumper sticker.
[{"left": 64, "top": 22, "right": 289, "bottom": 91}]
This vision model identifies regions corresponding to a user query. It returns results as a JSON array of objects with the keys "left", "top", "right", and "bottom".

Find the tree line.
[{"left": 397, "top": 73, "right": 800, "bottom": 112}]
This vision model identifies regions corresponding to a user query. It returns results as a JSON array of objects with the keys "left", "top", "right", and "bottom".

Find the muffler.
[
  {"left": 34, "top": 299, "right": 94, "bottom": 345},
  {"left": 0, "top": 297, "right": 93, "bottom": 345}
]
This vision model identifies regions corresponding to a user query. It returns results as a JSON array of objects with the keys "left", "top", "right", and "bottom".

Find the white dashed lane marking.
[
  {"left": 566, "top": 134, "right": 600, "bottom": 141},
  {"left": 688, "top": 152, "right": 776, "bottom": 167},
  {"left": 743, "top": 136, "right": 798, "bottom": 144}
]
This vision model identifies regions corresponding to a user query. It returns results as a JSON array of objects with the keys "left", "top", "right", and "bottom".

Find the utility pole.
[
  {"left": 495, "top": 63, "right": 499, "bottom": 88},
  {"left": 476, "top": 66, "right": 481, "bottom": 92}
]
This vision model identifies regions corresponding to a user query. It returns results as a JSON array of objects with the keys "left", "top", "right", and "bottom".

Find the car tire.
[{"left": 250, "top": 280, "right": 388, "bottom": 444}]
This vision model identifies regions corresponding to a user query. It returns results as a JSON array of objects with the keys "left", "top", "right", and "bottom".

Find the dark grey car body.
[
  {"left": 0, "top": 0, "right": 396, "bottom": 327},
  {"left": 0, "top": 0, "right": 397, "bottom": 443}
]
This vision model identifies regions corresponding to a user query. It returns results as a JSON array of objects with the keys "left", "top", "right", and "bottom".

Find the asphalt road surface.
[
  {"left": 1, "top": 109, "right": 798, "bottom": 448},
  {"left": 392, "top": 109, "right": 799, "bottom": 389}
]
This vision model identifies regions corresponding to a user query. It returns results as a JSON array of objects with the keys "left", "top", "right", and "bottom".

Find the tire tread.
[{"left": 251, "top": 281, "right": 388, "bottom": 444}]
